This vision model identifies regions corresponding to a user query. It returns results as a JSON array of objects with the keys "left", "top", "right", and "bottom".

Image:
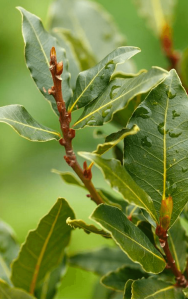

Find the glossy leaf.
[
  {"left": 18, "top": 7, "right": 72, "bottom": 114},
  {"left": 0, "top": 279, "right": 36, "bottom": 299},
  {"left": 168, "top": 219, "right": 187, "bottom": 273},
  {"left": 0, "top": 221, "right": 19, "bottom": 285},
  {"left": 35, "top": 256, "right": 67, "bottom": 299},
  {"left": 98, "top": 189, "right": 128, "bottom": 211},
  {"left": 11, "top": 198, "right": 75, "bottom": 294},
  {"left": 133, "top": 0, "right": 177, "bottom": 36},
  {"left": 48, "top": 0, "right": 125, "bottom": 62},
  {"left": 69, "top": 246, "right": 141, "bottom": 276},
  {"left": 180, "top": 47, "right": 188, "bottom": 89},
  {"left": 69, "top": 47, "right": 140, "bottom": 111},
  {"left": 79, "top": 152, "right": 158, "bottom": 222},
  {"left": 124, "top": 69, "right": 188, "bottom": 226},
  {"left": 74, "top": 67, "right": 167, "bottom": 129},
  {"left": 91, "top": 205, "right": 166, "bottom": 273},
  {"left": 94, "top": 125, "right": 139, "bottom": 156},
  {"left": 101, "top": 266, "right": 145, "bottom": 291},
  {"left": 124, "top": 279, "right": 133, "bottom": 299},
  {"left": 0, "top": 105, "right": 60, "bottom": 142},
  {"left": 132, "top": 277, "right": 184, "bottom": 299},
  {"left": 52, "top": 170, "right": 85, "bottom": 188},
  {"left": 66, "top": 217, "right": 111, "bottom": 238}
]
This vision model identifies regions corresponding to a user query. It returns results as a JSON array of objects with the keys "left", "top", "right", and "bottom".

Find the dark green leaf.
[
  {"left": 101, "top": 266, "right": 145, "bottom": 291},
  {"left": 92, "top": 279, "right": 114, "bottom": 299},
  {"left": 98, "top": 189, "right": 128, "bottom": 211},
  {"left": 69, "top": 246, "right": 140, "bottom": 276},
  {"left": 52, "top": 170, "right": 85, "bottom": 188},
  {"left": 79, "top": 152, "right": 158, "bottom": 222},
  {"left": 137, "top": 221, "right": 155, "bottom": 246},
  {"left": 132, "top": 277, "right": 185, "bottom": 299},
  {"left": 48, "top": 0, "right": 125, "bottom": 62},
  {"left": 69, "top": 47, "right": 140, "bottom": 111},
  {"left": 66, "top": 217, "right": 111, "bottom": 238},
  {"left": 74, "top": 67, "right": 167, "bottom": 129},
  {"left": 94, "top": 125, "right": 139, "bottom": 156},
  {"left": 11, "top": 198, "right": 75, "bottom": 294},
  {"left": 133, "top": 0, "right": 177, "bottom": 36},
  {"left": 124, "top": 279, "right": 133, "bottom": 299},
  {"left": 168, "top": 219, "right": 187, "bottom": 273},
  {"left": 124, "top": 69, "right": 188, "bottom": 226},
  {"left": 35, "top": 255, "right": 67, "bottom": 299},
  {"left": 0, "top": 221, "right": 19, "bottom": 285},
  {"left": 0, "top": 105, "right": 60, "bottom": 142},
  {"left": 91, "top": 205, "right": 166, "bottom": 273},
  {"left": 0, "top": 279, "right": 36, "bottom": 299},
  {"left": 18, "top": 7, "right": 72, "bottom": 113}
]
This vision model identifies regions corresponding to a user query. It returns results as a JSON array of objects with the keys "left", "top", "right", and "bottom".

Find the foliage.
[{"left": 1, "top": 0, "right": 188, "bottom": 298}]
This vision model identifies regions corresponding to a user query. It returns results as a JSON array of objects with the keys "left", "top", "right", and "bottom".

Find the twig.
[
  {"left": 48, "top": 47, "right": 103, "bottom": 206},
  {"left": 156, "top": 224, "right": 188, "bottom": 288}
]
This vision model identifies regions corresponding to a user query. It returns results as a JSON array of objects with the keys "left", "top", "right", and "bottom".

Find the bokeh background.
[{"left": 0, "top": 0, "right": 188, "bottom": 298}]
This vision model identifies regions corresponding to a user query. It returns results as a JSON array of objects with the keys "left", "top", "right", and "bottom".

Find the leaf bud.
[
  {"left": 56, "top": 61, "right": 63, "bottom": 75},
  {"left": 160, "top": 196, "right": 173, "bottom": 230}
]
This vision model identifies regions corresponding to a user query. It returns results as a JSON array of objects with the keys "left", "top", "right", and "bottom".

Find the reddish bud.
[
  {"left": 50, "top": 47, "right": 56, "bottom": 57},
  {"left": 160, "top": 196, "right": 173, "bottom": 230},
  {"left": 83, "top": 161, "right": 93, "bottom": 180}
]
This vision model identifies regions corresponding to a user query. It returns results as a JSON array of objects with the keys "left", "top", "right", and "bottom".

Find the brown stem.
[
  {"left": 48, "top": 47, "right": 103, "bottom": 206},
  {"left": 156, "top": 224, "right": 188, "bottom": 288}
]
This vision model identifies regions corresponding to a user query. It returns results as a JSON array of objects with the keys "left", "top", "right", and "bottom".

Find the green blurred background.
[{"left": 0, "top": 0, "right": 188, "bottom": 298}]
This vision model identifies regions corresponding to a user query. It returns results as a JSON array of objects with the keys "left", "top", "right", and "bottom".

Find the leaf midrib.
[
  {"left": 93, "top": 217, "right": 165, "bottom": 263},
  {"left": 29, "top": 200, "right": 63, "bottom": 294},
  {"left": 144, "top": 285, "right": 174, "bottom": 299}
]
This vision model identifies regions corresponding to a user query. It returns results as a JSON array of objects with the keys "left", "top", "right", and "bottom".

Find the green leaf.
[
  {"left": 133, "top": 0, "right": 177, "bottom": 36},
  {"left": 0, "top": 221, "right": 19, "bottom": 285},
  {"left": 66, "top": 217, "right": 111, "bottom": 238},
  {"left": 124, "top": 279, "right": 133, "bottom": 299},
  {"left": 53, "top": 28, "right": 96, "bottom": 71},
  {"left": 0, "top": 279, "right": 36, "bottom": 299},
  {"left": 0, "top": 105, "right": 60, "bottom": 142},
  {"left": 180, "top": 47, "right": 188, "bottom": 89},
  {"left": 132, "top": 277, "right": 185, "bottom": 299},
  {"left": 69, "top": 246, "right": 140, "bottom": 276},
  {"left": 183, "top": 287, "right": 188, "bottom": 298},
  {"left": 124, "top": 69, "right": 188, "bottom": 226},
  {"left": 52, "top": 170, "right": 85, "bottom": 189},
  {"left": 18, "top": 7, "right": 72, "bottom": 114},
  {"left": 69, "top": 47, "right": 140, "bottom": 111},
  {"left": 11, "top": 198, "right": 75, "bottom": 294},
  {"left": 168, "top": 219, "right": 187, "bottom": 273},
  {"left": 79, "top": 152, "right": 158, "bottom": 222},
  {"left": 101, "top": 266, "right": 145, "bottom": 292},
  {"left": 35, "top": 255, "right": 67, "bottom": 299},
  {"left": 48, "top": 0, "right": 125, "bottom": 62},
  {"left": 92, "top": 280, "right": 114, "bottom": 299},
  {"left": 91, "top": 205, "right": 166, "bottom": 273},
  {"left": 74, "top": 67, "right": 167, "bottom": 129},
  {"left": 93, "top": 125, "right": 140, "bottom": 156},
  {"left": 98, "top": 189, "right": 128, "bottom": 211}
]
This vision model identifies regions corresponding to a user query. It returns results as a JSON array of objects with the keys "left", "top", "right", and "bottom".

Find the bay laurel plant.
[{"left": 1, "top": 1, "right": 188, "bottom": 299}]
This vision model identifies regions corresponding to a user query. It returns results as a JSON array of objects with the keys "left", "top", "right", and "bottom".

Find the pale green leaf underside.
[
  {"left": 0, "top": 221, "right": 19, "bottom": 285},
  {"left": 48, "top": 0, "right": 125, "bottom": 62},
  {"left": 133, "top": 0, "right": 177, "bottom": 35},
  {"left": 11, "top": 198, "right": 75, "bottom": 294},
  {"left": 101, "top": 265, "right": 145, "bottom": 291},
  {"left": 70, "top": 46, "right": 140, "bottom": 111},
  {"left": 18, "top": 7, "right": 72, "bottom": 113},
  {"left": 69, "top": 246, "right": 141, "bottom": 276},
  {"left": 79, "top": 152, "right": 158, "bottom": 222},
  {"left": 124, "top": 69, "right": 188, "bottom": 226},
  {"left": 74, "top": 67, "right": 167, "bottom": 129},
  {"left": 91, "top": 205, "right": 166, "bottom": 273},
  {"left": 0, "top": 105, "right": 60, "bottom": 142},
  {"left": 66, "top": 217, "right": 111, "bottom": 238},
  {"left": 94, "top": 125, "right": 140, "bottom": 155},
  {"left": 132, "top": 277, "right": 184, "bottom": 299},
  {"left": 0, "top": 279, "right": 36, "bottom": 299}
]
